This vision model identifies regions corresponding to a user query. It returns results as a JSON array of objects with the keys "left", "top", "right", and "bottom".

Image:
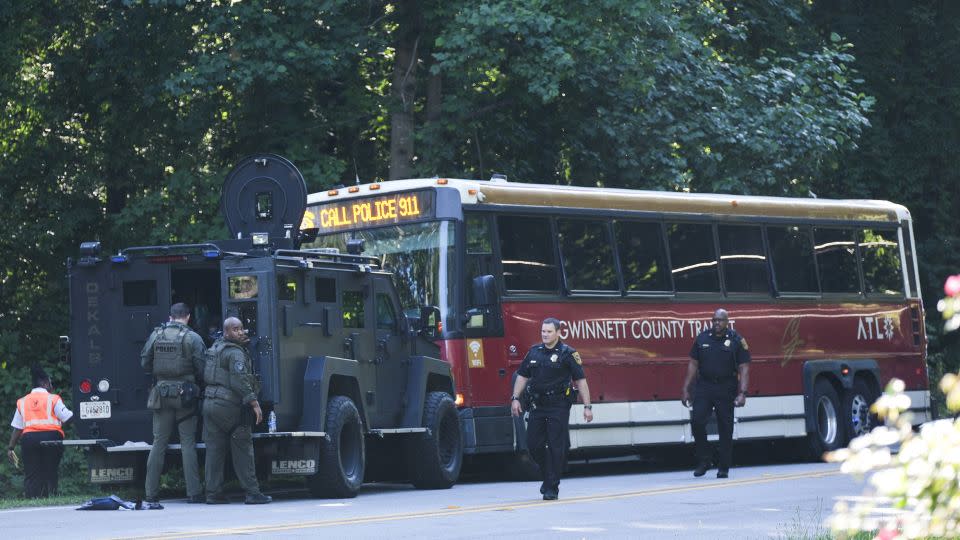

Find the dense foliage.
[{"left": 0, "top": 1, "right": 957, "bottom": 498}]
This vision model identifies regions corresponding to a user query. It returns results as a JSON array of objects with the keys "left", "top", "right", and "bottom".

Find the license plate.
[{"left": 80, "top": 401, "right": 111, "bottom": 419}]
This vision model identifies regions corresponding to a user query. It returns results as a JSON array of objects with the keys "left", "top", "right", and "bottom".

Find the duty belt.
[
  {"left": 700, "top": 374, "right": 735, "bottom": 384},
  {"left": 204, "top": 386, "right": 238, "bottom": 403}
]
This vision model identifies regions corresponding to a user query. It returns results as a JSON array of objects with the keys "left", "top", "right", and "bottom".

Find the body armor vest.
[
  {"left": 204, "top": 340, "right": 246, "bottom": 402},
  {"left": 152, "top": 323, "right": 194, "bottom": 381}
]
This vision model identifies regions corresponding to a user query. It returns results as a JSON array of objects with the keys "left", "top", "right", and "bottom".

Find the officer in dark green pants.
[
  {"left": 202, "top": 317, "right": 271, "bottom": 505},
  {"left": 141, "top": 303, "right": 205, "bottom": 509}
]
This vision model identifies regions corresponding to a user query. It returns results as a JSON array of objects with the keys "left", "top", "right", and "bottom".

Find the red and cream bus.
[{"left": 301, "top": 177, "right": 931, "bottom": 465}]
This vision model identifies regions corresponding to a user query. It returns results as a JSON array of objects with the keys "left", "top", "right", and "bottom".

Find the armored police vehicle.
[{"left": 63, "top": 155, "right": 462, "bottom": 497}]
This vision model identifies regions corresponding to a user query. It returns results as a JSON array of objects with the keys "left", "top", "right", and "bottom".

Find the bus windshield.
[{"left": 306, "top": 220, "right": 456, "bottom": 325}]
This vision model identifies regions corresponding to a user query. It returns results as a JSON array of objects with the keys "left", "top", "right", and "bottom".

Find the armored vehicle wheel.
[
  {"left": 806, "top": 378, "right": 845, "bottom": 461},
  {"left": 307, "top": 396, "right": 365, "bottom": 498},
  {"left": 843, "top": 378, "right": 878, "bottom": 440},
  {"left": 407, "top": 392, "right": 463, "bottom": 489}
]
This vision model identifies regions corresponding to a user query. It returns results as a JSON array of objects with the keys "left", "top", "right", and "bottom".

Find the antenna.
[{"left": 354, "top": 157, "right": 361, "bottom": 185}]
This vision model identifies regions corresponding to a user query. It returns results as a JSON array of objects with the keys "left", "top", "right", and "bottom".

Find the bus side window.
[
  {"left": 557, "top": 218, "right": 618, "bottom": 292},
  {"left": 497, "top": 215, "right": 558, "bottom": 293},
  {"left": 767, "top": 225, "right": 819, "bottom": 294},
  {"left": 465, "top": 214, "right": 494, "bottom": 300},
  {"left": 717, "top": 224, "right": 769, "bottom": 295},
  {"left": 815, "top": 228, "right": 861, "bottom": 294},
  {"left": 614, "top": 221, "right": 671, "bottom": 293},
  {"left": 859, "top": 228, "right": 903, "bottom": 297},
  {"left": 666, "top": 222, "right": 720, "bottom": 293}
]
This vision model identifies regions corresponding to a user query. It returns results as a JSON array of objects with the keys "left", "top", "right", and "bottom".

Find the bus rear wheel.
[
  {"left": 843, "top": 378, "right": 878, "bottom": 440},
  {"left": 806, "top": 378, "right": 845, "bottom": 460},
  {"left": 307, "top": 395, "right": 365, "bottom": 498}
]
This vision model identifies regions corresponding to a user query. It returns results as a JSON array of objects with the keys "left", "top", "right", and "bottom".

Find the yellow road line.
[{"left": 115, "top": 468, "right": 842, "bottom": 540}]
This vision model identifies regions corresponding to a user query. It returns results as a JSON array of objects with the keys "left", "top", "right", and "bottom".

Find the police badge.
[
  {"left": 234, "top": 360, "right": 245, "bottom": 372},
  {"left": 550, "top": 353, "right": 558, "bottom": 363}
]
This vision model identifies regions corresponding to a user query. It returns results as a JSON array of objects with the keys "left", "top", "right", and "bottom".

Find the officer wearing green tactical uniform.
[
  {"left": 202, "top": 317, "right": 271, "bottom": 505},
  {"left": 141, "top": 303, "right": 205, "bottom": 509}
]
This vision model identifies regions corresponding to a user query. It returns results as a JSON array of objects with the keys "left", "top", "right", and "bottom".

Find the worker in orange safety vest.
[{"left": 7, "top": 365, "right": 73, "bottom": 498}]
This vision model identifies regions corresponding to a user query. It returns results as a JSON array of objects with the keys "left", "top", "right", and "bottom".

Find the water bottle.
[{"left": 267, "top": 410, "right": 277, "bottom": 433}]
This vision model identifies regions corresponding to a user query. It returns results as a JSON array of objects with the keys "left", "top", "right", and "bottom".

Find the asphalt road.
[{"left": 2, "top": 457, "right": 862, "bottom": 540}]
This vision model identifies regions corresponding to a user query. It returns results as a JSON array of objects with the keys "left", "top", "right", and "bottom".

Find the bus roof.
[{"left": 307, "top": 178, "right": 909, "bottom": 223}]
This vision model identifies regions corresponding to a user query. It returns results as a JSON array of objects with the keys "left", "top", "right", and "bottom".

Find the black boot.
[{"left": 693, "top": 463, "right": 709, "bottom": 477}]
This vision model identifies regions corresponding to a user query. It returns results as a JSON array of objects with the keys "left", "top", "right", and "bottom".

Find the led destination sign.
[{"left": 303, "top": 191, "right": 435, "bottom": 233}]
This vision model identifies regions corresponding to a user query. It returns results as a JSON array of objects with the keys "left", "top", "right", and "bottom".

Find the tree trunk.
[{"left": 389, "top": 3, "right": 421, "bottom": 180}]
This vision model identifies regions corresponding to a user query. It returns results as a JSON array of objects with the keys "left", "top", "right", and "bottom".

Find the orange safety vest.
[{"left": 17, "top": 391, "right": 64, "bottom": 436}]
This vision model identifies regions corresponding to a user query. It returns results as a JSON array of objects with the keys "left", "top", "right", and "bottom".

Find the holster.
[
  {"left": 521, "top": 386, "right": 536, "bottom": 411},
  {"left": 179, "top": 382, "right": 200, "bottom": 409}
]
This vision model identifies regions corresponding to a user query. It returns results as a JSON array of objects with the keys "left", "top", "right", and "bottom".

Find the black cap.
[{"left": 30, "top": 364, "right": 50, "bottom": 387}]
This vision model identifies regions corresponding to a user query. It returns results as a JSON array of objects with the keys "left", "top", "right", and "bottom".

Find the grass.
[{"left": 0, "top": 493, "right": 105, "bottom": 511}]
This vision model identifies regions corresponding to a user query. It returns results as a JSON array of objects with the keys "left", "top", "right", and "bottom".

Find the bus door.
[
  {"left": 70, "top": 257, "right": 170, "bottom": 443},
  {"left": 221, "top": 260, "right": 279, "bottom": 403},
  {"left": 372, "top": 277, "right": 407, "bottom": 425}
]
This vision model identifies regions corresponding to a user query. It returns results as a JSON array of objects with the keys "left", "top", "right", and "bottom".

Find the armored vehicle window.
[
  {"left": 123, "top": 280, "right": 158, "bottom": 306},
  {"left": 234, "top": 303, "right": 257, "bottom": 337},
  {"left": 229, "top": 275, "right": 259, "bottom": 299},
  {"left": 815, "top": 228, "right": 861, "bottom": 294},
  {"left": 343, "top": 290, "right": 365, "bottom": 328},
  {"left": 376, "top": 293, "right": 397, "bottom": 330},
  {"left": 315, "top": 277, "right": 336, "bottom": 302},
  {"left": 497, "top": 215, "right": 558, "bottom": 292},
  {"left": 614, "top": 220, "right": 671, "bottom": 293},
  {"left": 859, "top": 228, "right": 903, "bottom": 296},
  {"left": 718, "top": 224, "right": 769, "bottom": 295},
  {"left": 666, "top": 223, "right": 720, "bottom": 293},
  {"left": 277, "top": 275, "right": 297, "bottom": 302}
]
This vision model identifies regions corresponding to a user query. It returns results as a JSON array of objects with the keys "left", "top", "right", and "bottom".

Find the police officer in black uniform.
[
  {"left": 511, "top": 318, "right": 593, "bottom": 500},
  {"left": 682, "top": 308, "right": 751, "bottom": 478}
]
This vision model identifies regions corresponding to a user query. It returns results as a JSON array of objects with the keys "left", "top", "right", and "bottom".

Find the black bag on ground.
[{"left": 77, "top": 495, "right": 138, "bottom": 510}]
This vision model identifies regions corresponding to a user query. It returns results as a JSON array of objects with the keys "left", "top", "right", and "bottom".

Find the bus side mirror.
[
  {"left": 419, "top": 305, "right": 441, "bottom": 339},
  {"left": 465, "top": 275, "right": 500, "bottom": 332}
]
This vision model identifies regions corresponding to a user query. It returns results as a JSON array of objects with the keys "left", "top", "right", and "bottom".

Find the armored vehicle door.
[
  {"left": 70, "top": 256, "right": 170, "bottom": 442},
  {"left": 338, "top": 274, "right": 378, "bottom": 411},
  {"left": 372, "top": 277, "right": 408, "bottom": 426},
  {"left": 221, "top": 258, "right": 279, "bottom": 403}
]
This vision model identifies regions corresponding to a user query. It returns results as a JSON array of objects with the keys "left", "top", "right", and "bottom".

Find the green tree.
[{"left": 809, "top": 0, "right": 960, "bottom": 373}]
